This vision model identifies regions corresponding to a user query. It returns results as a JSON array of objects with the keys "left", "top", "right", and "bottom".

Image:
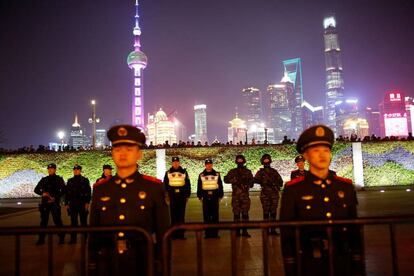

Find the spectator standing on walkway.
[
  {"left": 163, "top": 156, "right": 191, "bottom": 239},
  {"left": 88, "top": 125, "right": 170, "bottom": 275},
  {"left": 65, "top": 164, "right": 91, "bottom": 244},
  {"left": 197, "top": 158, "right": 224, "bottom": 238},
  {"left": 290, "top": 155, "right": 307, "bottom": 180},
  {"left": 280, "top": 125, "right": 365, "bottom": 276},
  {"left": 254, "top": 154, "right": 283, "bottom": 235},
  {"left": 224, "top": 154, "right": 254, "bottom": 237},
  {"left": 34, "top": 163, "right": 66, "bottom": 245}
]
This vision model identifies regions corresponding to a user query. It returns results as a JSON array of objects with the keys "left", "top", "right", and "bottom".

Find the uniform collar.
[
  {"left": 307, "top": 170, "right": 335, "bottom": 186},
  {"left": 114, "top": 170, "right": 140, "bottom": 185}
]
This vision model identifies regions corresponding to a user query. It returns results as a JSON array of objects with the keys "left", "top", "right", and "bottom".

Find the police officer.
[
  {"left": 197, "top": 158, "right": 224, "bottom": 238},
  {"left": 254, "top": 154, "right": 283, "bottom": 235},
  {"left": 163, "top": 156, "right": 191, "bottom": 239},
  {"left": 280, "top": 125, "right": 365, "bottom": 276},
  {"left": 224, "top": 154, "right": 254, "bottom": 237},
  {"left": 94, "top": 164, "right": 113, "bottom": 188},
  {"left": 88, "top": 125, "right": 170, "bottom": 275},
  {"left": 34, "top": 163, "right": 66, "bottom": 245},
  {"left": 65, "top": 164, "right": 91, "bottom": 244},
  {"left": 290, "top": 155, "right": 307, "bottom": 180}
]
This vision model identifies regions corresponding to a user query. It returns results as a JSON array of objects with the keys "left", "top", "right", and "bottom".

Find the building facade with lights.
[
  {"left": 127, "top": 0, "right": 147, "bottom": 129},
  {"left": 324, "top": 15, "right": 345, "bottom": 135},
  {"left": 365, "top": 107, "right": 381, "bottom": 137},
  {"left": 267, "top": 75, "right": 295, "bottom": 142},
  {"left": 96, "top": 129, "right": 107, "bottom": 148},
  {"left": 335, "top": 98, "right": 359, "bottom": 136},
  {"left": 242, "top": 87, "right": 262, "bottom": 126},
  {"left": 194, "top": 104, "right": 208, "bottom": 143},
  {"left": 70, "top": 115, "right": 84, "bottom": 149},
  {"left": 147, "top": 109, "right": 177, "bottom": 145},
  {"left": 379, "top": 91, "right": 409, "bottom": 137},
  {"left": 301, "top": 101, "right": 324, "bottom": 130},
  {"left": 228, "top": 113, "right": 247, "bottom": 144},
  {"left": 283, "top": 58, "right": 303, "bottom": 138}
]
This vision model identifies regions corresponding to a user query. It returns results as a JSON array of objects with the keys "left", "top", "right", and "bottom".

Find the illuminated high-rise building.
[
  {"left": 301, "top": 101, "right": 324, "bottom": 130},
  {"left": 194, "top": 104, "right": 208, "bottom": 143},
  {"left": 70, "top": 114, "right": 84, "bottom": 149},
  {"left": 127, "top": 0, "right": 147, "bottom": 129},
  {"left": 283, "top": 58, "right": 303, "bottom": 137},
  {"left": 324, "top": 15, "right": 345, "bottom": 134},
  {"left": 228, "top": 113, "right": 247, "bottom": 144},
  {"left": 335, "top": 98, "right": 359, "bottom": 136},
  {"left": 242, "top": 87, "right": 262, "bottom": 126},
  {"left": 95, "top": 129, "right": 106, "bottom": 148},
  {"left": 365, "top": 107, "right": 381, "bottom": 137},
  {"left": 147, "top": 109, "right": 177, "bottom": 145},
  {"left": 267, "top": 74, "right": 295, "bottom": 142}
]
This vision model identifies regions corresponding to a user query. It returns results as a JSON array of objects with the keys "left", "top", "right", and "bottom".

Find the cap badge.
[
  {"left": 338, "top": 191, "right": 345, "bottom": 198},
  {"left": 117, "top": 127, "right": 128, "bottom": 137},
  {"left": 138, "top": 191, "right": 146, "bottom": 199},
  {"left": 315, "top": 126, "right": 325, "bottom": 137}
]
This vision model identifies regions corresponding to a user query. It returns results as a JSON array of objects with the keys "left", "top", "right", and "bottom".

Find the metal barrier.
[
  {"left": 0, "top": 226, "right": 154, "bottom": 276},
  {"left": 162, "top": 215, "right": 414, "bottom": 276}
]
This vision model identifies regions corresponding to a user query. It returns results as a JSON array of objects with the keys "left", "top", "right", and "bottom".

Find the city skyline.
[{"left": 1, "top": 0, "right": 414, "bottom": 148}]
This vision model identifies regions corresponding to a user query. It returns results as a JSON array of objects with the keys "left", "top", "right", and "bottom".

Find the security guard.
[
  {"left": 197, "top": 158, "right": 224, "bottom": 238},
  {"left": 290, "top": 155, "right": 307, "bottom": 180},
  {"left": 94, "top": 164, "right": 113, "bottom": 188},
  {"left": 65, "top": 164, "right": 91, "bottom": 244},
  {"left": 254, "top": 154, "right": 283, "bottom": 235},
  {"left": 280, "top": 125, "right": 365, "bottom": 276},
  {"left": 88, "top": 125, "right": 170, "bottom": 275},
  {"left": 223, "top": 154, "right": 254, "bottom": 237},
  {"left": 34, "top": 163, "right": 66, "bottom": 245},
  {"left": 163, "top": 156, "right": 191, "bottom": 239}
]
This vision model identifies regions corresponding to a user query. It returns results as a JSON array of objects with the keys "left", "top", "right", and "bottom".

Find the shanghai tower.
[
  {"left": 324, "top": 15, "right": 344, "bottom": 134},
  {"left": 127, "top": 0, "right": 148, "bottom": 129}
]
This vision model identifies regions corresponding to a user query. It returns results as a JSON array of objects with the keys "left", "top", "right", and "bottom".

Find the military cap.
[
  {"left": 235, "top": 154, "right": 246, "bottom": 164},
  {"left": 205, "top": 158, "right": 213, "bottom": 164},
  {"left": 103, "top": 164, "right": 112, "bottom": 170},
  {"left": 107, "top": 125, "right": 146, "bottom": 147},
  {"left": 294, "top": 155, "right": 305, "bottom": 163},
  {"left": 260, "top": 154, "right": 272, "bottom": 165},
  {"left": 73, "top": 164, "right": 82, "bottom": 170},
  {"left": 296, "top": 125, "right": 334, "bottom": 154},
  {"left": 172, "top": 156, "right": 180, "bottom": 162},
  {"left": 47, "top": 163, "right": 56, "bottom": 169}
]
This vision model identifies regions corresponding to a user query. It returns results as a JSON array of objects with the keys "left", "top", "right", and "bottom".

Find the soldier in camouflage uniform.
[
  {"left": 254, "top": 154, "right": 283, "bottom": 235},
  {"left": 224, "top": 154, "right": 254, "bottom": 237}
]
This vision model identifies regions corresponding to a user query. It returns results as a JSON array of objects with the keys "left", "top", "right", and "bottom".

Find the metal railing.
[
  {"left": 0, "top": 226, "right": 154, "bottom": 276},
  {"left": 162, "top": 215, "right": 414, "bottom": 276}
]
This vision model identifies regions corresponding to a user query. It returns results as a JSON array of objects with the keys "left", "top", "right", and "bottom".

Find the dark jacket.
[
  {"left": 34, "top": 174, "right": 65, "bottom": 205},
  {"left": 65, "top": 175, "right": 91, "bottom": 206},
  {"left": 163, "top": 166, "right": 191, "bottom": 198},
  {"left": 197, "top": 169, "right": 224, "bottom": 199}
]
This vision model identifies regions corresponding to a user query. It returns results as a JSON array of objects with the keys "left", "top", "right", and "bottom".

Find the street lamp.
[
  {"left": 88, "top": 99, "right": 100, "bottom": 149},
  {"left": 57, "top": 131, "right": 65, "bottom": 151}
]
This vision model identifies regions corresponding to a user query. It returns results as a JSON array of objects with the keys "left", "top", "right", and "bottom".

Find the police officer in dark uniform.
[
  {"left": 197, "top": 158, "right": 224, "bottom": 238},
  {"left": 290, "top": 155, "right": 307, "bottom": 180},
  {"left": 163, "top": 156, "right": 191, "bottom": 239},
  {"left": 34, "top": 163, "right": 66, "bottom": 245},
  {"left": 88, "top": 125, "right": 170, "bottom": 275},
  {"left": 280, "top": 125, "right": 365, "bottom": 276},
  {"left": 94, "top": 164, "right": 113, "bottom": 188},
  {"left": 224, "top": 154, "right": 254, "bottom": 237},
  {"left": 65, "top": 164, "right": 91, "bottom": 244},
  {"left": 254, "top": 154, "right": 283, "bottom": 235}
]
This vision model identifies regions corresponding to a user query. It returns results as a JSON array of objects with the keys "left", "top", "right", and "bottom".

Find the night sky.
[{"left": 1, "top": 0, "right": 413, "bottom": 149}]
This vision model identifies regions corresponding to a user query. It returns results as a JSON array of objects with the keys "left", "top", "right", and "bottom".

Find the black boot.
[
  {"left": 234, "top": 214, "right": 241, "bottom": 237},
  {"left": 269, "top": 213, "right": 279, "bottom": 235}
]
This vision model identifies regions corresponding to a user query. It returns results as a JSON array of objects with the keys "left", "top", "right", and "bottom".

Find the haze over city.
[{"left": 1, "top": 0, "right": 413, "bottom": 149}]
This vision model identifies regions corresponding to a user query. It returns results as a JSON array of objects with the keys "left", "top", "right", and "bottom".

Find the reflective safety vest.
[
  {"left": 201, "top": 174, "right": 219, "bottom": 190},
  {"left": 167, "top": 172, "right": 186, "bottom": 187}
]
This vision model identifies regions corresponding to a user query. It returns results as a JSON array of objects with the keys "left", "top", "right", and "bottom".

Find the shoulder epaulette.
[
  {"left": 93, "top": 178, "right": 109, "bottom": 188},
  {"left": 142, "top": 174, "right": 163, "bottom": 184},
  {"left": 285, "top": 176, "right": 305, "bottom": 187},
  {"left": 334, "top": 175, "right": 353, "bottom": 184}
]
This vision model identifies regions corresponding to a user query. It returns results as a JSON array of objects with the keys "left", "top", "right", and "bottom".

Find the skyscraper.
[
  {"left": 267, "top": 75, "right": 295, "bottom": 142},
  {"left": 70, "top": 115, "right": 84, "bottom": 149},
  {"left": 194, "top": 104, "right": 208, "bottom": 143},
  {"left": 241, "top": 87, "right": 262, "bottom": 126},
  {"left": 127, "top": 0, "right": 147, "bottom": 129},
  {"left": 324, "top": 15, "right": 345, "bottom": 134},
  {"left": 283, "top": 58, "right": 303, "bottom": 137},
  {"left": 147, "top": 108, "right": 177, "bottom": 145},
  {"left": 301, "top": 101, "right": 324, "bottom": 130}
]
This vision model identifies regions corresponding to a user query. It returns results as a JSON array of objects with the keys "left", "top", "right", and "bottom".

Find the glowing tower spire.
[{"left": 127, "top": 0, "right": 148, "bottom": 129}]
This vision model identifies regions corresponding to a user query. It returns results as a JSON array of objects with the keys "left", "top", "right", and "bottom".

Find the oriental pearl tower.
[{"left": 127, "top": 0, "right": 148, "bottom": 129}]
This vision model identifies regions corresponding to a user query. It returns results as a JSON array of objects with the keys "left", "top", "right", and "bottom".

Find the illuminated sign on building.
[
  {"left": 389, "top": 92, "right": 402, "bottom": 102},
  {"left": 384, "top": 113, "right": 408, "bottom": 137}
]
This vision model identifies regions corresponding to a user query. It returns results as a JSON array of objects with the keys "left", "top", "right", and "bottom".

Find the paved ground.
[{"left": 1, "top": 190, "right": 414, "bottom": 276}]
